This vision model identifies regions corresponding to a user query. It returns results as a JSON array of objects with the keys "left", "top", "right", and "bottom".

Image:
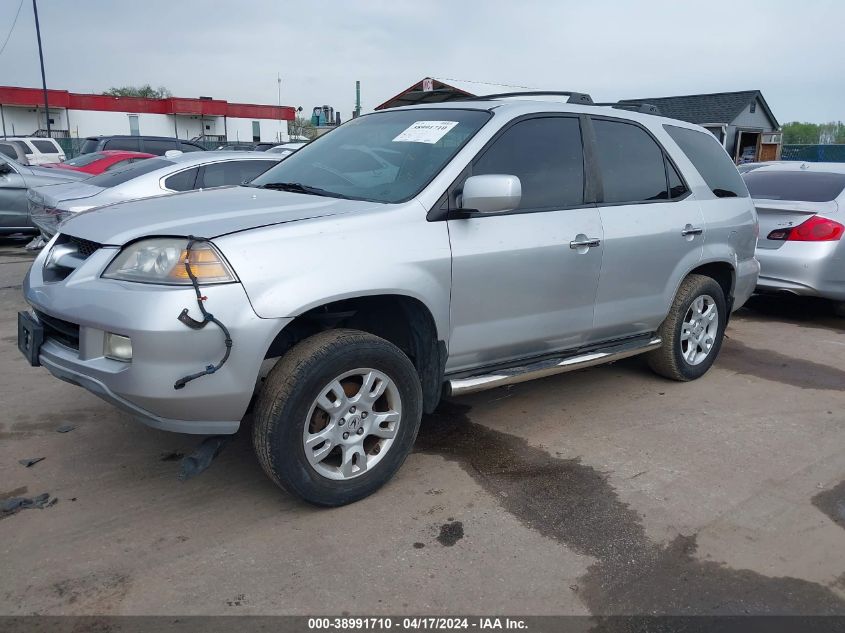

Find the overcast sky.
[{"left": 1, "top": 0, "right": 842, "bottom": 123}]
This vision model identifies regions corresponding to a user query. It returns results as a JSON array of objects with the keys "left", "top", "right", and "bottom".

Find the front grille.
[
  {"left": 35, "top": 310, "right": 80, "bottom": 350},
  {"left": 67, "top": 235, "right": 101, "bottom": 258},
  {"left": 43, "top": 234, "right": 103, "bottom": 283}
]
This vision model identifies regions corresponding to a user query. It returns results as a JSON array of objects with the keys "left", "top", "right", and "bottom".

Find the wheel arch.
[{"left": 264, "top": 293, "right": 446, "bottom": 413}]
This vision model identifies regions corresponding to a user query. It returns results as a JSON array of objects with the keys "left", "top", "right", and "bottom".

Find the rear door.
[
  {"left": 446, "top": 115, "right": 604, "bottom": 372},
  {"left": 588, "top": 117, "right": 704, "bottom": 341}
]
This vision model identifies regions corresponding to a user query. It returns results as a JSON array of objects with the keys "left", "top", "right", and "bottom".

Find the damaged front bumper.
[{"left": 23, "top": 242, "right": 289, "bottom": 434}]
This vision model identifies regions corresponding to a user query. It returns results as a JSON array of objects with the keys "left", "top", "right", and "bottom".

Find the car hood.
[{"left": 59, "top": 185, "right": 374, "bottom": 245}]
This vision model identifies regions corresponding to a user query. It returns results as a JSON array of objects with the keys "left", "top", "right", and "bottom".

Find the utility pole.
[
  {"left": 354, "top": 81, "right": 361, "bottom": 118},
  {"left": 32, "top": 0, "right": 50, "bottom": 137},
  {"left": 277, "top": 74, "right": 282, "bottom": 142}
]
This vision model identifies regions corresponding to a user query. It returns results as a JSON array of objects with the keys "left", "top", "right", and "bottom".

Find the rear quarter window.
[
  {"left": 664, "top": 125, "right": 749, "bottom": 198},
  {"left": 743, "top": 171, "right": 845, "bottom": 202},
  {"left": 0, "top": 144, "right": 17, "bottom": 160},
  {"left": 31, "top": 140, "right": 60, "bottom": 154}
]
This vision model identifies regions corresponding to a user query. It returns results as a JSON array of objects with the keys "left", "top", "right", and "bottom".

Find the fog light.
[{"left": 104, "top": 333, "right": 132, "bottom": 362}]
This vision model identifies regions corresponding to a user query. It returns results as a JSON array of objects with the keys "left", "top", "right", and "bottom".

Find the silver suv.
[{"left": 18, "top": 93, "right": 759, "bottom": 506}]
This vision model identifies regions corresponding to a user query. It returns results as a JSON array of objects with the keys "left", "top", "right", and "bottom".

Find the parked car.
[
  {"left": 0, "top": 140, "right": 30, "bottom": 164},
  {"left": 79, "top": 136, "right": 206, "bottom": 156},
  {"left": 0, "top": 154, "right": 87, "bottom": 235},
  {"left": 42, "top": 150, "right": 155, "bottom": 175},
  {"left": 29, "top": 151, "right": 281, "bottom": 238},
  {"left": 737, "top": 146, "right": 758, "bottom": 164},
  {"left": 214, "top": 142, "right": 278, "bottom": 152},
  {"left": 266, "top": 142, "right": 307, "bottom": 156},
  {"left": 0, "top": 137, "right": 65, "bottom": 165},
  {"left": 19, "top": 95, "right": 759, "bottom": 506},
  {"left": 743, "top": 162, "right": 845, "bottom": 313},
  {"left": 214, "top": 143, "right": 257, "bottom": 151},
  {"left": 736, "top": 161, "right": 784, "bottom": 174}
]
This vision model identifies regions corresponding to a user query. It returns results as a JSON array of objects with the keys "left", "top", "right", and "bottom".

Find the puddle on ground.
[
  {"left": 436, "top": 521, "right": 464, "bottom": 546},
  {"left": 813, "top": 480, "right": 845, "bottom": 530},
  {"left": 416, "top": 401, "right": 845, "bottom": 615},
  {"left": 718, "top": 340, "right": 845, "bottom": 391}
]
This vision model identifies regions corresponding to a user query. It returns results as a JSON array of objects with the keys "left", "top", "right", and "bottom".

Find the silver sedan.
[
  {"left": 29, "top": 151, "right": 282, "bottom": 238},
  {"left": 744, "top": 162, "right": 845, "bottom": 311},
  {"left": 0, "top": 154, "right": 87, "bottom": 235}
]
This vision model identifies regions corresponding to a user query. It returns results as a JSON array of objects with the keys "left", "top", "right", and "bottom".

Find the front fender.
[{"left": 215, "top": 202, "right": 452, "bottom": 341}]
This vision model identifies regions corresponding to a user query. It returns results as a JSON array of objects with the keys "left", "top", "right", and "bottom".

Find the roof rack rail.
[
  {"left": 592, "top": 102, "right": 662, "bottom": 115},
  {"left": 466, "top": 91, "right": 594, "bottom": 105}
]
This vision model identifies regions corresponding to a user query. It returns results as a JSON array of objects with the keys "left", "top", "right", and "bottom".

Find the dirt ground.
[{"left": 1, "top": 236, "right": 844, "bottom": 616}]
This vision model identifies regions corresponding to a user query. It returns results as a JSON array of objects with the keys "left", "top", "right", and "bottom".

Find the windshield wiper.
[{"left": 255, "top": 182, "right": 350, "bottom": 199}]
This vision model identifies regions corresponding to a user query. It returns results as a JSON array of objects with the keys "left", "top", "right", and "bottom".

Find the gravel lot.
[{"left": 1, "top": 236, "right": 844, "bottom": 616}]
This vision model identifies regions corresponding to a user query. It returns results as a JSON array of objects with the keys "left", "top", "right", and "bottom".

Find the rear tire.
[
  {"left": 647, "top": 274, "right": 727, "bottom": 381},
  {"left": 253, "top": 329, "right": 423, "bottom": 507},
  {"left": 833, "top": 301, "right": 845, "bottom": 318}
]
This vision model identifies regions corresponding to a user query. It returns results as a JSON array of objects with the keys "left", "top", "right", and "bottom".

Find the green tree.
[
  {"left": 103, "top": 85, "right": 172, "bottom": 99},
  {"left": 782, "top": 122, "right": 820, "bottom": 144}
]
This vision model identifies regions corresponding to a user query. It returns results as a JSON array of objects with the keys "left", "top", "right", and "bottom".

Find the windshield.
[
  {"left": 86, "top": 158, "right": 175, "bottom": 187},
  {"left": 64, "top": 152, "right": 107, "bottom": 167},
  {"left": 743, "top": 170, "right": 845, "bottom": 202},
  {"left": 251, "top": 109, "right": 491, "bottom": 203}
]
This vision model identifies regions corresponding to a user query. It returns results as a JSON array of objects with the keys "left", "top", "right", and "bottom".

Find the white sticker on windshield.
[{"left": 392, "top": 120, "right": 459, "bottom": 144}]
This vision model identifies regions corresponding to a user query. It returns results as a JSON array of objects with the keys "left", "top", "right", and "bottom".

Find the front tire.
[
  {"left": 647, "top": 274, "right": 727, "bottom": 381},
  {"left": 253, "top": 329, "right": 423, "bottom": 506}
]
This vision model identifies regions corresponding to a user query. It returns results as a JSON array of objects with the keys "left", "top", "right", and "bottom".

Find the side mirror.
[
  {"left": 460, "top": 174, "right": 521, "bottom": 215},
  {"left": 0, "top": 163, "right": 12, "bottom": 176}
]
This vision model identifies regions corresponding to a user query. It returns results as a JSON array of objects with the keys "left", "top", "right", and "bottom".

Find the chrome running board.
[{"left": 447, "top": 337, "right": 662, "bottom": 396}]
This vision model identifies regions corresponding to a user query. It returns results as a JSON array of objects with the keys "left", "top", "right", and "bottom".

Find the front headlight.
[{"left": 102, "top": 238, "right": 237, "bottom": 285}]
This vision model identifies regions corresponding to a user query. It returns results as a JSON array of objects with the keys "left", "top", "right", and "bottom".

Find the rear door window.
[
  {"left": 743, "top": 171, "right": 845, "bottom": 202},
  {"left": 198, "top": 160, "right": 277, "bottom": 188},
  {"left": 31, "top": 140, "right": 60, "bottom": 154},
  {"left": 593, "top": 119, "right": 670, "bottom": 203},
  {"left": 667, "top": 159, "right": 688, "bottom": 199},
  {"left": 142, "top": 139, "right": 178, "bottom": 155},
  {"left": 163, "top": 167, "right": 199, "bottom": 191},
  {"left": 104, "top": 138, "right": 141, "bottom": 152},
  {"left": 664, "top": 124, "right": 749, "bottom": 198},
  {"left": 472, "top": 116, "right": 585, "bottom": 209}
]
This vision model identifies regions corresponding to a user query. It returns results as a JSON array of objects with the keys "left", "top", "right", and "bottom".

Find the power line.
[
  {"left": 0, "top": 0, "right": 24, "bottom": 58},
  {"left": 436, "top": 77, "right": 536, "bottom": 90}
]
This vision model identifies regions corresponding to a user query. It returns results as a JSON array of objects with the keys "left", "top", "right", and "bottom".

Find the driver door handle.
[
  {"left": 569, "top": 237, "right": 601, "bottom": 249},
  {"left": 681, "top": 226, "right": 704, "bottom": 236}
]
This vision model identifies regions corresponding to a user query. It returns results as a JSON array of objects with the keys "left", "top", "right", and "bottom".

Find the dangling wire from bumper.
[{"left": 173, "top": 236, "right": 234, "bottom": 390}]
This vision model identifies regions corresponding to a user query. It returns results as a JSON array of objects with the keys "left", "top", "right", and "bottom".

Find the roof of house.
[
  {"left": 619, "top": 90, "right": 779, "bottom": 128},
  {"left": 374, "top": 78, "right": 474, "bottom": 110}
]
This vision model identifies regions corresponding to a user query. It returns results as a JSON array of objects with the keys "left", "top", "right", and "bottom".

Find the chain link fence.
[{"left": 781, "top": 144, "right": 845, "bottom": 162}]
